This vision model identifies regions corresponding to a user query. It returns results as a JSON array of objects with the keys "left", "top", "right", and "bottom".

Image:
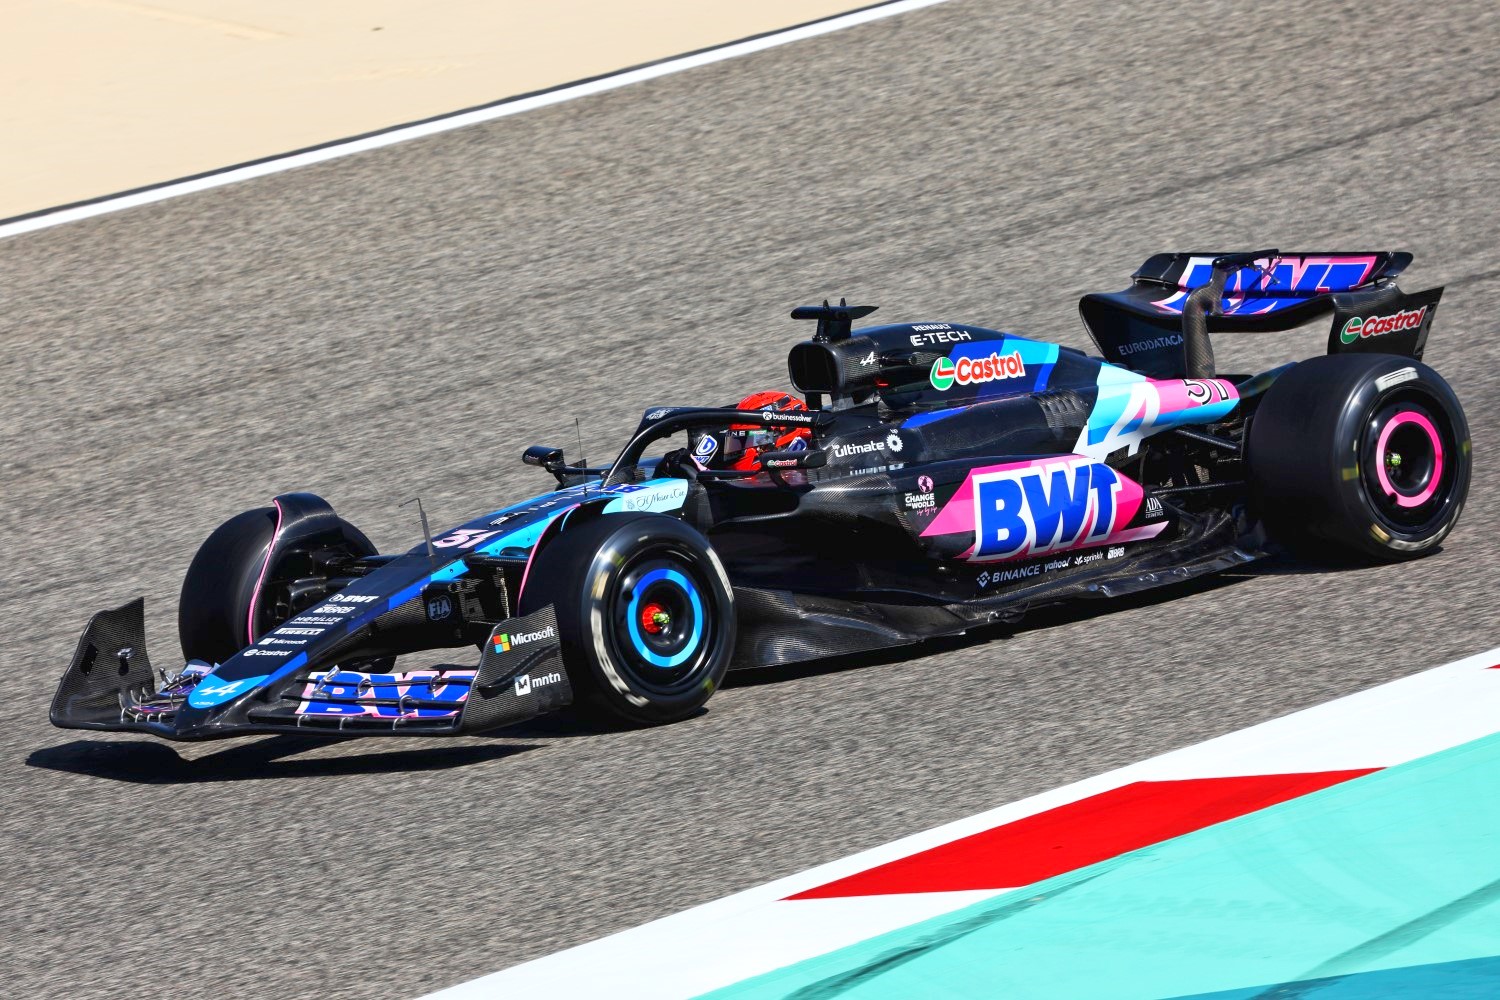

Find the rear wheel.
[
  {"left": 1247, "top": 353, "right": 1470, "bottom": 560},
  {"left": 518, "top": 512, "right": 735, "bottom": 726}
]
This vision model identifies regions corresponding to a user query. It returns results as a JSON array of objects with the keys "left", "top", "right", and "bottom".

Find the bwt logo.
[
  {"left": 1180, "top": 256, "right": 1373, "bottom": 295},
  {"left": 972, "top": 458, "right": 1122, "bottom": 560}
]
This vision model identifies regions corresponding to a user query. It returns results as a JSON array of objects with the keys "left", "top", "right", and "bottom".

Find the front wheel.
[
  {"left": 1247, "top": 353, "right": 1470, "bottom": 561},
  {"left": 178, "top": 502, "right": 375, "bottom": 664},
  {"left": 518, "top": 512, "right": 736, "bottom": 727}
]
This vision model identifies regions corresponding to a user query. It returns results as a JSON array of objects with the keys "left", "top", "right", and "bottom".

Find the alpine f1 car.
[{"left": 52, "top": 249, "right": 1469, "bottom": 740}]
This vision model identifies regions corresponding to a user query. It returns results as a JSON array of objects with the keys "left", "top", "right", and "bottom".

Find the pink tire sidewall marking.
[
  {"left": 245, "top": 498, "right": 286, "bottom": 644},
  {"left": 1374, "top": 410, "right": 1444, "bottom": 509}
]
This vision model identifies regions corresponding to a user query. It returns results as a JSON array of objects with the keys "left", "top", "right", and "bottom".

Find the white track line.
[
  {"left": 0, "top": 0, "right": 954, "bottom": 242},
  {"left": 423, "top": 644, "right": 1500, "bottom": 999}
]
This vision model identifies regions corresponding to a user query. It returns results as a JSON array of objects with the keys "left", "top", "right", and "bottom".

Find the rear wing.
[{"left": 1079, "top": 251, "right": 1443, "bottom": 378}]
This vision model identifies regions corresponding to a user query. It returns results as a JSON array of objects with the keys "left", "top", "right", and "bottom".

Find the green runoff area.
[{"left": 702, "top": 730, "right": 1500, "bottom": 999}]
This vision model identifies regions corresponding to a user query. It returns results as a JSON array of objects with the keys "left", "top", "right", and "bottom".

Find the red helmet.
[{"left": 694, "top": 391, "right": 810, "bottom": 471}]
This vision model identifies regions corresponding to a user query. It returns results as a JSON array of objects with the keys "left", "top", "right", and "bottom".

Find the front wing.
[{"left": 50, "top": 599, "right": 572, "bottom": 741}]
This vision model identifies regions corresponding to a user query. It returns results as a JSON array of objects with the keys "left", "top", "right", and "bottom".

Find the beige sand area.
[{"left": 4, "top": 0, "right": 867, "bottom": 219}]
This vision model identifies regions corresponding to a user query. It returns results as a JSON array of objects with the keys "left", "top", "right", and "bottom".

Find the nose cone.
[{"left": 185, "top": 674, "right": 267, "bottom": 709}]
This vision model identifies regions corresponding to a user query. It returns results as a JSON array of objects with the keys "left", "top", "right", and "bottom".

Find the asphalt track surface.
[{"left": 4, "top": 2, "right": 1498, "bottom": 997}]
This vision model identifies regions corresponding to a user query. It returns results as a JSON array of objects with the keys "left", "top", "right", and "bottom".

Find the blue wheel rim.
[
  {"left": 625, "top": 567, "right": 704, "bottom": 668},
  {"left": 601, "top": 545, "right": 719, "bottom": 697}
]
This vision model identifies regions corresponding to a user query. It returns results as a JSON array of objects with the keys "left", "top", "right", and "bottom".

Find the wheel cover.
[
  {"left": 604, "top": 550, "right": 715, "bottom": 695},
  {"left": 1360, "top": 395, "right": 1455, "bottom": 533}
]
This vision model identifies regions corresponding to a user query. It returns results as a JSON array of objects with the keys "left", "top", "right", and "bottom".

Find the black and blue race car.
[{"left": 51, "top": 250, "right": 1470, "bottom": 740}]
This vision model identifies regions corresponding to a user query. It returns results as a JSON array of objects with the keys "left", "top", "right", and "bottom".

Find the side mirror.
[
  {"left": 759, "top": 448, "right": 828, "bottom": 470},
  {"left": 522, "top": 445, "right": 564, "bottom": 470}
]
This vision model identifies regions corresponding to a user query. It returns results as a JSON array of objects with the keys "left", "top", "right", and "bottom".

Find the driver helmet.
[{"left": 691, "top": 391, "right": 811, "bottom": 471}]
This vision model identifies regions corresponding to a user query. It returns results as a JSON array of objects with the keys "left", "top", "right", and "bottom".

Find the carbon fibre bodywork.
[{"left": 50, "top": 250, "right": 1454, "bottom": 740}]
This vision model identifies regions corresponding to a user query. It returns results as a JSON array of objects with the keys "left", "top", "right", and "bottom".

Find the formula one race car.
[{"left": 52, "top": 250, "right": 1469, "bottom": 740}]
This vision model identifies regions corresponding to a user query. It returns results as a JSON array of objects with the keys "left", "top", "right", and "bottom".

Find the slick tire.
[
  {"left": 1246, "top": 353, "right": 1470, "bottom": 561},
  {"left": 178, "top": 507, "right": 374, "bottom": 664},
  {"left": 518, "top": 512, "right": 735, "bottom": 727}
]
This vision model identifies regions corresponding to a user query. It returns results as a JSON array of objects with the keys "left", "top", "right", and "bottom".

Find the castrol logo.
[
  {"left": 930, "top": 350, "right": 1026, "bottom": 391},
  {"left": 1340, "top": 306, "right": 1428, "bottom": 344}
]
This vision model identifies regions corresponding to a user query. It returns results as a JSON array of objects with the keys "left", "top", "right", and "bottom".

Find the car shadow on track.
[{"left": 26, "top": 734, "right": 540, "bottom": 784}]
